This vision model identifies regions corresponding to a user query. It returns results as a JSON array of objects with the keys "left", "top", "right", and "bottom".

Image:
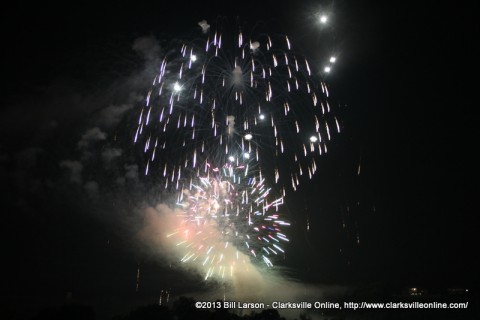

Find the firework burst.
[
  {"left": 134, "top": 19, "right": 340, "bottom": 193},
  {"left": 167, "top": 161, "right": 289, "bottom": 281},
  {"left": 134, "top": 18, "right": 339, "bottom": 282}
]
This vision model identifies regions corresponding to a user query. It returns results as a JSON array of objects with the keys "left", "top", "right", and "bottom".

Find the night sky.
[{"left": 1, "top": 1, "right": 478, "bottom": 319}]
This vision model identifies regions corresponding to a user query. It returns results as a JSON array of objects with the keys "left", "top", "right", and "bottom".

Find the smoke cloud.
[{"left": 137, "top": 201, "right": 349, "bottom": 319}]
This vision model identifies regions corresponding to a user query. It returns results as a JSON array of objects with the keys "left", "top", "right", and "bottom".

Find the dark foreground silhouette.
[
  {"left": 29, "top": 296, "right": 296, "bottom": 320},
  {"left": 17, "top": 289, "right": 478, "bottom": 320}
]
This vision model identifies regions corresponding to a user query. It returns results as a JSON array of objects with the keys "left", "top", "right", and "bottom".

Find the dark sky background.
[{"left": 1, "top": 1, "right": 478, "bottom": 319}]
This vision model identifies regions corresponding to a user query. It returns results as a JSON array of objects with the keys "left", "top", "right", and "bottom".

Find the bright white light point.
[
  {"left": 320, "top": 15, "right": 328, "bottom": 24},
  {"left": 329, "top": 56, "right": 336, "bottom": 63},
  {"left": 173, "top": 82, "right": 182, "bottom": 92},
  {"left": 250, "top": 41, "right": 260, "bottom": 50},
  {"left": 244, "top": 133, "right": 253, "bottom": 140},
  {"left": 324, "top": 66, "right": 331, "bottom": 73},
  {"left": 310, "top": 136, "right": 318, "bottom": 142},
  {"left": 228, "top": 156, "right": 235, "bottom": 162},
  {"left": 198, "top": 20, "right": 210, "bottom": 33},
  {"left": 190, "top": 55, "right": 197, "bottom": 62},
  {"left": 244, "top": 152, "right": 250, "bottom": 159},
  {"left": 259, "top": 114, "right": 265, "bottom": 120}
]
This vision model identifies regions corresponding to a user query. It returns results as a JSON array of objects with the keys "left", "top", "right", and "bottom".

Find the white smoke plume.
[{"left": 137, "top": 201, "right": 349, "bottom": 319}]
